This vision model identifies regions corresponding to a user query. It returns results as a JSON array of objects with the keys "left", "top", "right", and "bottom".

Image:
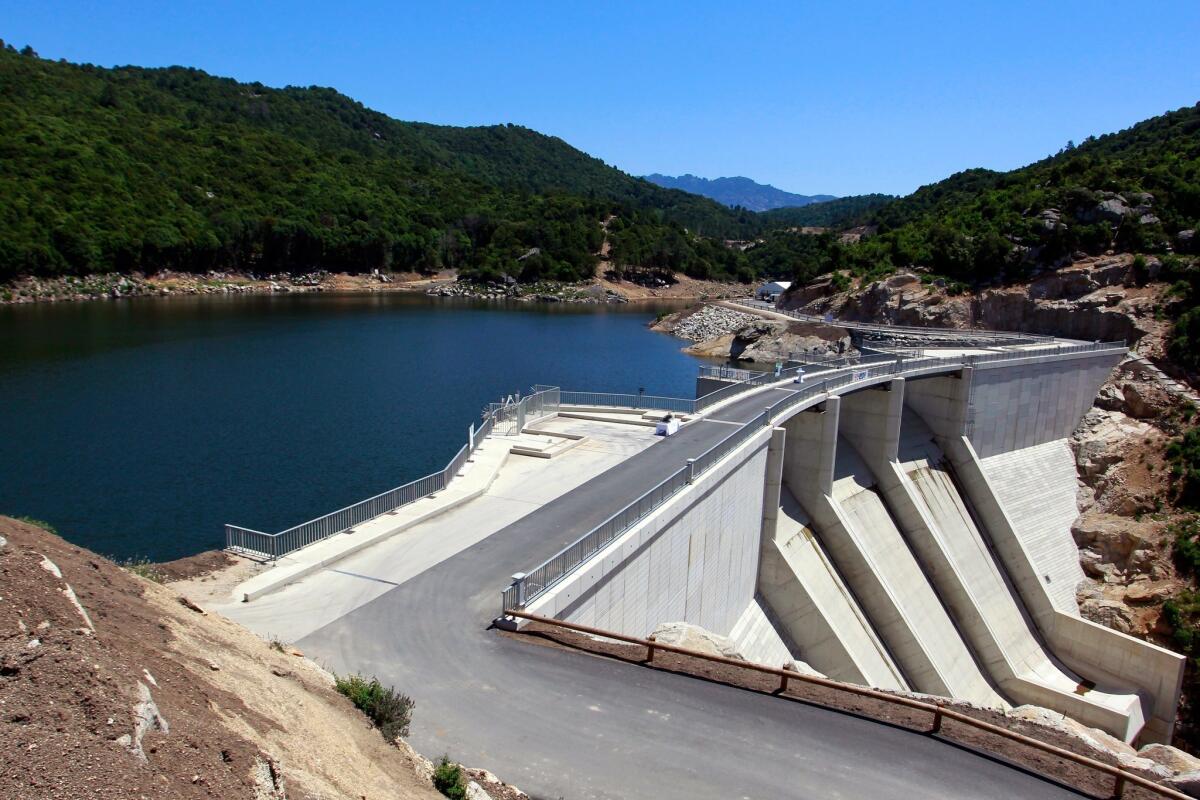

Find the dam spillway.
[{"left": 511, "top": 336, "right": 1184, "bottom": 744}]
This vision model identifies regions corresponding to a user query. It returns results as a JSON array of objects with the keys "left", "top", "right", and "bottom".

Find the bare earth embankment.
[{"left": 0, "top": 516, "right": 528, "bottom": 800}]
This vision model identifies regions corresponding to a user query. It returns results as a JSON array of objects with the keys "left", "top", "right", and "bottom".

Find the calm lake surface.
[{"left": 0, "top": 293, "right": 731, "bottom": 561}]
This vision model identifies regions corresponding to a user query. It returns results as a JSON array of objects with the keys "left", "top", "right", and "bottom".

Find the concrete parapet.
[{"left": 524, "top": 426, "right": 771, "bottom": 640}]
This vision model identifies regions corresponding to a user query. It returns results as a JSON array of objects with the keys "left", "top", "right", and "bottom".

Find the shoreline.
[{"left": 0, "top": 269, "right": 747, "bottom": 307}]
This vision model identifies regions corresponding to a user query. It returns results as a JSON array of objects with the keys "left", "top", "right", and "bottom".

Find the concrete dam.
[
  {"left": 506, "top": 334, "right": 1184, "bottom": 746},
  {"left": 220, "top": 315, "right": 1187, "bottom": 797}
]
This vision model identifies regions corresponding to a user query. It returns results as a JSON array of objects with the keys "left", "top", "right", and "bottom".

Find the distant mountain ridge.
[{"left": 643, "top": 173, "right": 835, "bottom": 212}]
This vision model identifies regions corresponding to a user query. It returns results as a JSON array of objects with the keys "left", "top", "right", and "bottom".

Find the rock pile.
[{"left": 669, "top": 304, "right": 757, "bottom": 341}]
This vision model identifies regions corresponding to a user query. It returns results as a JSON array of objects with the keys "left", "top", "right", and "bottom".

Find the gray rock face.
[
  {"left": 1081, "top": 197, "right": 1130, "bottom": 225},
  {"left": 651, "top": 622, "right": 746, "bottom": 660},
  {"left": 1078, "top": 597, "right": 1136, "bottom": 633},
  {"left": 1178, "top": 229, "right": 1197, "bottom": 254}
]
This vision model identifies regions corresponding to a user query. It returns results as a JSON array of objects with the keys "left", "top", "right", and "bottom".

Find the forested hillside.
[
  {"left": 758, "top": 194, "right": 895, "bottom": 228},
  {"left": 0, "top": 45, "right": 758, "bottom": 283},
  {"left": 800, "top": 105, "right": 1200, "bottom": 285}
]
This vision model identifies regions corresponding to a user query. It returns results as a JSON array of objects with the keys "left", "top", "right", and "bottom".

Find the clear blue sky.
[{"left": 3, "top": 1, "right": 1197, "bottom": 196}]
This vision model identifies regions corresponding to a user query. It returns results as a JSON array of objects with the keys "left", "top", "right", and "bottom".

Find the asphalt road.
[{"left": 299, "top": 387, "right": 1084, "bottom": 800}]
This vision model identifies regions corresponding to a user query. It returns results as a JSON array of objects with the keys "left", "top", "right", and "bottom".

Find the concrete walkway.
[{"left": 219, "top": 417, "right": 659, "bottom": 642}]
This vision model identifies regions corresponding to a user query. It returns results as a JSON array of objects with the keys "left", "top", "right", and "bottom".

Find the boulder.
[
  {"left": 1072, "top": 514, "right": 1148, "bottom": 564},
  {"left": 1007, "top": 705, "right": 1138, "bottom": 759},
  {"left": 1178, "top": 230, "right": 1197, "bottom": 255},
  {"left": 465, "top": 781, "right": 494, "bottom": 800},
  {"left": 1078, "top": 598, "right": 1136, "bottom": 634},
  {"left": 1122, "top": 381, "right": 1169, "bottom": 419},
  {"left": 650, "top": 622, "right": 745, "bottom": 661},
  {"left": 1139, "top": 743, "right": 1200, "bottom": 774},
  {"left": 1083, "top": 197, "right": 1130, "bottom": 225},
  {"left": 1116, "top": 753, "right": 1173, "bottom": 779},
  {"left": 1167, "top": 770, "right": 1200, "bottom": 798},
  {"left": 1124, "top": 581, "right": 1175, "bottom": 604},
  {"left": 884, "top": 272, "right": 920, "bottom": 289}
]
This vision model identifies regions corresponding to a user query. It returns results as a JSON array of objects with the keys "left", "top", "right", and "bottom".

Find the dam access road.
[{"left": 229, "top": 383, "right": 1087, "bottom": 800}]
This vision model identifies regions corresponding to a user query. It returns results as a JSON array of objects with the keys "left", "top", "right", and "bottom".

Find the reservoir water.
[{"left": 0, "top": 293, "right": 728, "bottom": 561}]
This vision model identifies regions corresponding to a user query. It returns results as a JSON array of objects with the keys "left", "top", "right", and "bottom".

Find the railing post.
[
  {"left": 509, "top": 572, "right": 527, "bottom": 608},
  {"left": 646, "top": 634, "right": 656, "bottom": 662},
  {"left": 931, "top": 701, "right": 944, "bottom": 734},
  {"left": 686, "top": 458, "right": 698, "bottom": 483},
  {"left": 763, "top": 407, "right": 771, "bottom": 426}
]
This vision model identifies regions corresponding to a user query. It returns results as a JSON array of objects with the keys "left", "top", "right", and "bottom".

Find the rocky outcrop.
[
  {"left": 779, "top": 255, "right": 1168, "bottom": 350},
  {"left": 1068, "top": 357, "right": 1192, "bottom": 642},
  {"left": 427, "top": 280, "right": 629, "bottom": 304},
  {"left": 655, "top": 304, "right": 852, "bottom": 363}
]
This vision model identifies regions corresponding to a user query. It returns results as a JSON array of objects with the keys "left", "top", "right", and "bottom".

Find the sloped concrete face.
[
  {"left": 978, "top": 440, "right": 1087, "bottom": 615},
  {"left": 757, "top": 486, "right": 908, "bottom": 689},
  {"left": 893, "top": 403, "right": 1145, "bottom": 741},
  {"left": 934, "top": 431, "right": 1184, "bottom": 743}
]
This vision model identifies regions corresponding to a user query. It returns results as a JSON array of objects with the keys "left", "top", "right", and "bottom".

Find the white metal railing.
[
  {"left": 225, "top": 385, "right": 560, "bottom": 560},
  {"left": 560, "top": 391, "right": 696, "bottom": 414},
  {"left": 698, "top": 365, "right": 760, "bottom": 382},
  {"left": 500, "top": 340, "right": 1128, "bottom": 613}
]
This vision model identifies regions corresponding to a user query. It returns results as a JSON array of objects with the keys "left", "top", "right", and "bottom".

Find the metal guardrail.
[
  {"left": 506, "top": 610, "right": 1190, "bottom": 800},
  {"left": 504, "top": 465, "right": 692, "bottom": 610},
  {"left": 560, "top": 391, "right": 697, "bottom": 414},
  {"left": 227, "top": 337, "right": 1126, "bottom": 564},
  {"left": 225, "top": 385, "right": 560, "bottom": 560},
  {"left": 697, "top": 364, "right": 760, "bottom": 382},
  {"left": 501, "top": 340, "right": 1129, "bottom": 614}
]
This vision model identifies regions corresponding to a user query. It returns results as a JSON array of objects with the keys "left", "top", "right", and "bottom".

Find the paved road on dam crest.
[{"left": 299, "top": 387, "right": 1085, "bottom": 800}]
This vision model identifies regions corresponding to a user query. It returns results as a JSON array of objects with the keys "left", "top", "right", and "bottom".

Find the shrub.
[
  {"left": 1167, "top": 428, "right": 1200, "bottom": 508},
  {"left": 120, "top": 557, "right": 164, "bottom": 583},
  {"left": 432, "top": 756, "right": 467, "bottom": 800},
  {"left": 1173, "top": 516, "right": 1200, "bottom": 579},
  {"left": 334, "top": 673, "right": 414, "bottom": 741},
  {"left": 14, "top": 516, "right": 57, "bottom": 534}
]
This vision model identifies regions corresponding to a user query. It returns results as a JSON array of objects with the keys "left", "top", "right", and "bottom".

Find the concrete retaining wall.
[
  {"left": 525, "top": 427, "right": 770, "bottom": 639},
  {"left": 903, "top": 350, "right": 1125, "bottom": 459},
  {"left": 966, "top": 353, "right": 1124, "bottom": 458}
]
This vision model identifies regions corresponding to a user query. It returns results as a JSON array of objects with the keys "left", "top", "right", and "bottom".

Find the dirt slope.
[{"left": 0, "top": 516, "right": 440, "bottom": 800}]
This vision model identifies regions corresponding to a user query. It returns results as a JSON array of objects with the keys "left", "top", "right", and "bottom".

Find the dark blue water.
[{"left": 0, "top": 293, "right": 725, "bottom": 561}]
